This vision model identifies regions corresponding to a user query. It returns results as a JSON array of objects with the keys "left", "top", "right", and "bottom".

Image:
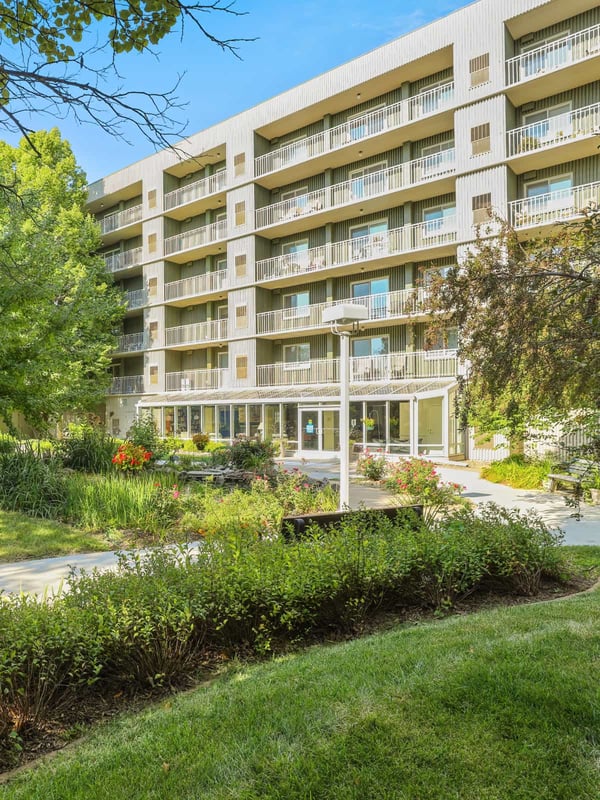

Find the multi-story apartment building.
[{"left": 88, "top": 0, "right": 600, "bottom": 460}]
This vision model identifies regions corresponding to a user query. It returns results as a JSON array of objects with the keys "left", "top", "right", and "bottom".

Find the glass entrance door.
[{"left": 300, "top": 408, "right": 340, "bottom": 453}]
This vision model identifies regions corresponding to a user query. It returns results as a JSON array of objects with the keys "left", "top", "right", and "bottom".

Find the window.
[
  {"left": 349, "top": 162, "right": 387, "bottom": 200},
  {"left": 235, "top": 304, "right": 247, "bottom": 328},
  {"left": 352, "top": 335, "right": 389, "bottom": 358},
  {"left": 423, "top": 205, "right": 455, "bottom": 237},
  {"left": 149, "top": 365, "right": 158, "bottom": 385},
  {"left": 148, "top": 277, "right": 158, "bottom": 297},
  {"left": 420, "top": 142, "right": 454, "bottom": 177},
  {"left": 236, "top": 355, "right": 248, "bottom": 379},
  {"left": 521, "top": 31, "right": 571, "bottom": 77},
  {"left": 217, "top": 350, "right": 229, "bottom": 370},
  {"left": 283, "top": 343, "right": 310, "bottom": 368},
  {"left": 148, "top": 233, "right": 157, "bottom": 253},
  {"left": 350, "top": 220, "right": 388, "bottom": 260},
  {"left": 412, "top": 80, "right": 453, "bottom": 116},
  {"left": 216, "top": 257, "right": 228, "bottom": 272},
  {"left": 351, "top": 336, "right": 389, "bottom": 380},
  {"left": 471, "top": 123, "right": 490, "bottom": 155},
  {"left": 425, "top": 327, "right": 458, "bottom": 356},
  {"left": 469, "top": 53, "right": 490, "bottom": 87},
  {"left": 235, "top": 254, "right": 247, "bottom": 277},
  {"left": 149, "top": 321, "right": 158, "bottom": 344},
  {"left": 147, "top": 189, "right": 157, "bottom": 209},
  {"left": 233, "top": 152, "right": 246, "bottom": 176},
  {"left": 522, "top": 102, "right": 572, "bottom": 144},
  {"left": 421, "top": 264, "right": 454, "bottom": 287},
  {"left": 280, "top": 186, "right": 310, "bottom": 218},
  {"left": 472, "top": 193, "right": 492, "bottom": 224},
  {"left": 348, "top": 104, "right": 385, "bottom": 141},
  {"left": 524, "top": 174, "right": 573, "bottom": 217},
  {"left": 234, "top": 201, "right": 246, "bottom": 226},
  {"left": 351, "top": 276, "right": 389, "bottom": 319},
  {"left": 217, "top": 304, "right": 228, "bottom": 320},
  {"left": 283, "top": 291, "right": 310, "bottom": 319}
]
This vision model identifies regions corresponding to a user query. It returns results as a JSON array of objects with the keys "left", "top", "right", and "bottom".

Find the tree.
[
  {"left": 0, "top": 1, "right": 253, "bottom": 150},
  {"left": 0, "top": 128, "right": 126, "bottom": 430},
  {"left": 424, "top": 213, "right": 600, "bottom": 444}
]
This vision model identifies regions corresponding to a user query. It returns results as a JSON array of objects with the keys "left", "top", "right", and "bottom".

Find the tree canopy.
[
  {"left": 0, "top": 128, "right": 125, "bottom": 430},
  {"left": 0, "top": 1, "right": 252, "bottom": 149},
  {"left": 424, "top": 213, "right": 600, "bottom": 441}
]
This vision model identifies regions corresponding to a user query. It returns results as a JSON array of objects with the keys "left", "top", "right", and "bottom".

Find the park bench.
[
  {"left": 547, "top": 458, "right": 594, "bottom": 493},
  {"left": 281, "top": 505, "right": 423, "bottom": 540},
  {"left": 179, "top": 467, "right": 254, "bottom": 486}
]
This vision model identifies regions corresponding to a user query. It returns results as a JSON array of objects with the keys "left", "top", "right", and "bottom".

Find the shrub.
[
  {"left": 481, "top": 455, "right": 556, "bottom": 489},
  {"left": 384, "top": 458, "right": 464, "bottom": 519},
  {"left": 356, "top": 453, "right": 387, "bottom": 481},
  {"left": 192, "top": 433, "right": 210, "bottom": 451},
  {"left": 229, "top": 438, "right": 276, "bottom": 471},
  {"left": 56, "top": 425, "right": 119, "bottom": 473},
  {"left": 0, "top": 445, "right": 68, "bottom": 518},
  {"left": 127, "top": 413, "right": 170, "bottom": 462}
]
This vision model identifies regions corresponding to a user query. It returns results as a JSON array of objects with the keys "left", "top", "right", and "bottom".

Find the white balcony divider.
[
  {"left": 99, "top": 204, "right": 143, "bottom": 235},
  {"left": 256, "top": 288, "right": 426, "bottom": 335},
  {"left": 164, "top": 170, "right": 227, "bottom": 211},
  {"left": 165, "top": 318, "right": 228, "bottom": 347},
  {"left": 255, "top": 149, "right": 455, "bottom": 229},
  {"left": 506, "top": 23, "right": 600, "bottom": 86},
  {"left": 509, "top": 180, "right": 600, "bottom": 228},
  {"left": 124, "top": 289, "right": 148, "bottom": 310},
  {"left": 165, "top": 368, "right": 225, "bottom": 391},
  {"left": 164, "top": 269, "right": 228, "bottom": 301},
  {"left": 507, "top": 102, "right": 600, "bottom": 156},
  {"left": 256, "top": 215, "right": 457, "bottom": 282},
  {"left": 254, "top": 82, "right": 454, "bottom": 177},
  {"left": 108, "top": 375, "right": 145, "bottom": 394},
  {"left": 117, "top": 332, "right": 148, "bottom": 352},
  {"left": 164, "top": 218, "right": 228, "bottom": 256},
  {"left": 103, "top": 247, "right": 143, "bottom": 273},
  {"left": 256, "top": 349, "right": 457, "bottom": 386}
]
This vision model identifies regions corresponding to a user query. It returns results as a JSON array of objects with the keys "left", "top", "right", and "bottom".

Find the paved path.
[{"left": 0, "top": 459, "right": 598, "bottom": 596}]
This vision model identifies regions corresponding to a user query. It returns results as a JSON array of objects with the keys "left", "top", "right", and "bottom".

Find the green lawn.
[
  {"left": 0, "top": 510, "right": 112, "bottom": 562},
  {"left": 2, "top": 555, "right": 599, "bottom": 800}
]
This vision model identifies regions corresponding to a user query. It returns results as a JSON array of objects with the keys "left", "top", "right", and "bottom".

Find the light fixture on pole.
[{"left": 322, "top": 303, "right": 369, "bottom": 509}]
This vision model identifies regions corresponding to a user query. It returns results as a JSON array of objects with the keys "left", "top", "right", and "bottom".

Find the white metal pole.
[{"left": 339, "top": 331, "right": 350, "bottom": 509}]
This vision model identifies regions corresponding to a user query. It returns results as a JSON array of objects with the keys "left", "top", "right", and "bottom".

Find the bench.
[
  {"left": 179, "top": 468, "right": 254, "bottom": 486},
  {"left": 281, "top": 505, "right": 423, "bottom": 541},
  {"left": 547, "top": 458, "right": 594, "bottom": 493}
]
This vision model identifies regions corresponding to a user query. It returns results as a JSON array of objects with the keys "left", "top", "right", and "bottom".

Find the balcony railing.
[
  {"left": 255, "top": 149, "right": 455, "bottom": 229},
  {"left": 256, "top": 216, "right": 457, "bottom": 283},
  {"left": 509, "top": 180, "right": 600, "bottom": 228},
  {"left": 164, "top": 218, "right": 228, "bottom": 257},
  {"left": 164, "top": 269, "right": 229, "bottom": 302},
  {"left": 254, "top": 82, "right": 455, "bottom": 177},
  {"left": 124, "top": 289, "right": 148, "bottom": 310},
  {"left": 507, "top": 102, "right": 600, "bottom": 157},
  {"left": 108, "top": 375, "right": 145, "bottom": 394},
  {"left": 165, "top": 318, "right": 228, "bottom": 347},
  {"left": 165, "top": 368, "right": 225, "bottom": 391},
  {"left": 164, "top": 170, "right": 227, "bottom": 211},
  {"left": 506, "top": 24, "right": 600, "bottom": 86},
  {"left": 257, "top": 288, "right": 426, "bottom": 335},
  {"left": 256, "top": 349, "right": 458, "bottom": 387},
  {"left": 116, "top": 332, "right": 148, "bottom": 352},
  {"left": 99, "top": 204, "right": 143, "bottom": 235},
  {"left": 103, "top": 247, "right": 143, "bottom": 273}
]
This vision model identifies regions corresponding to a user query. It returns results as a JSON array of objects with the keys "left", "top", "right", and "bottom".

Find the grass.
[
  {"left": 0, "top": 510, "right": 111, "bottom": 563},
  {"left": 1, "top": 550, "right": 599, "bottom": 800},
  {"left": 481, "top": 455, "right": 555, "bottom": 490}
]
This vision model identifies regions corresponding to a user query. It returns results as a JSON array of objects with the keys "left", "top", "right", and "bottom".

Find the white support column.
[{"left": 339, "top": 331, "right": 350, "bottom": 510}]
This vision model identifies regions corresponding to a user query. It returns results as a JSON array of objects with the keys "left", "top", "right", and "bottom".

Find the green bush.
[
  {"left": 481, "top": 455, "right": 555, "bottom": 489},
  {"left": 0, "top": 445, "right": 68, "bottom": 518},
  {"left": 56, "top": 426, "right": 119, "bottom": 473},
  {"left": 192, "top": 433, "right": 210, "bottom": 451},
  {"left": 356, "top": 453, "right": 387, "bottom": 481},
  {"left": 126, "top": 413, "right": 170, "bottom": 462},
  {"left": 229, "top": 438, "right": 276, "bottom": 471}
]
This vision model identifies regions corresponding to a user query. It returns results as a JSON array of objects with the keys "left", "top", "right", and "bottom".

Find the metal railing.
[
  {"left": 108, "top": 375, "right": 145, "bottom": 394},
  {"left": 254, "top": 82, "right": 455, "bottom": 177},
  {"left": 255, "top": 148, "right": 455, "bottom": 229},
  {"left": 165, "top": 368, "right": 225, "bottom": 391},
  {"left": 124, "top": 289, "right": 148, "bottom": 310},
  {"left": 103, "top": 247, "right": 143, "bottom": 273},
  {"left": 99, "top": 204, "right": 143, "bottom": 235},
  {"left": 509, "top": 180, "right": 600, "bottom": 228},
  {"left": 116, "top": 332, "right": 148, "bottom": 352},
  {"left": 164, "top": 269, "right": 228, "bottom": 301},
  {"left": 507, "top": 102, "right": 600, "bottom": 156},
  {"left": 506, "top": 24, "right": 600, "bottom": 85},
  {"left": 256, "top": 215, "right": 457, "bottom": 282},
  {"left": 257, "top": 288, "right": 426, "bottom": 335},
  {"left": 165, "top": 318, "right": 228, "bottom": 347},
  {"left": 256, "top": 349, "right": 458, "bottom": 386},
  {"left": 164, "top": 218, "right": 228, "bottom": 256},
  {"left": 164, "top": 170, "right": 227, "bottom": 211}
]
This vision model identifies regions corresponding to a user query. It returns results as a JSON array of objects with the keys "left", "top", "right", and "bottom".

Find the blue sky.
[{"left": 35, "top": 0, "right": 468, "bottom": 182}]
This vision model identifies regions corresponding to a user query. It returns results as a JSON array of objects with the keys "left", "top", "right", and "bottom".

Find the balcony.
[
  {"left": 99, "top": 205, "right": 143, "bottom": 245},
  {"left": 254, "top": 82, "right": 455, "bottom": 187},
  {"left": 164, "top": 170, "right": 227, "bottom": 219},
  {"left": 124, "top": 288, "right": 148, "bottom": 311},
  {"left": 164, "top": 269, "right": 229, "bottom": 305},
  {"left": 257, "top": 288, "right": 427, "bottom": 337},
  {"left": 108, "top": 375, "right": 145, "bottom": 395},
  {"left": 116, "top": 332, "right": 148, "bottom": 353},
  {"left": 506, "top": 24, "right": 600, "bottom": 104},
  {"left": 507, "top": 102, "right": 600, "bottom": 171},
  {"left": 103, "top": 247, "right": 143, "bottom": 274},
  {"left": 165, "top": 318, "right": 228, "bottom": 349},
  {"left": 164, "top": 218, "right": 228, "bottom": 262},
  {"left": 255, "top": 216, "right": 457, "bottom": 286},
  {"left": 509, "top": 180, "right": 600, "bottom": 229},
  {"left": 255, "top": 149, "right": 456, "bottom": 235},
  {"left": 256, "top": 349, "right": 458, "bottom": 387},
  {"left": 165, "top": 368, "right": 225, "bottom": 392}
]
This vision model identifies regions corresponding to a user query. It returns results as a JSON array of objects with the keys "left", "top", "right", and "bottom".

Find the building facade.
[{"left": 88, "top": 0, "right": 600, "bottom": 459}]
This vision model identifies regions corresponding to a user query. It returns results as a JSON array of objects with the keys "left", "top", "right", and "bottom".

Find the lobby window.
[
  {"left": 469, "top": 53, "right": 489, "bottom": 87},
  {"left": 471, "top": 123, "right": 490, "bottom": 155}
]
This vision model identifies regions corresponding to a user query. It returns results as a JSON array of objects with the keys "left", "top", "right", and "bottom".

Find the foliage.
[
  {"left": 0, "top": 444, "right": 68, "bottom": 518},
  {"left": 481, "top": 455, "right": 556, "bottom": 489},
  {"left": 192, "top": 433, "right": 210, "bottom": 451},
  {"left": 356, "top": 453, "right": 387, "bottom": 481},
  {"left": 56, "top": 425, "right": 119, "bottom": 473},
  {"left": 126, "top": 413, "right": 170, "bottom": 462},
  {"left": 424, "top": 213, "right": 600, "bottom": 442},
  {"left": 384, "top": 458, "right": 464, "bottom": 520},
  {"left": 111, "top": 442, "right": 152, "bottom": 472},
  {"left": 0, "top": 130, "right": 125, "bottom": 429},
  {"left": 228, "top": 438, "right": 276, "bottom": 471}
]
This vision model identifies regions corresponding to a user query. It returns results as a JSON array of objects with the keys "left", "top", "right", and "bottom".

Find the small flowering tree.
[
  {"left": 112, "top": 441, "right": 152, "bottom": 472},
  {"left": 384, "top": 458, "right": 464, "bottom": 520},
  {"left": 356, "top": 453, "right": 387, "bottom": 482}
]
